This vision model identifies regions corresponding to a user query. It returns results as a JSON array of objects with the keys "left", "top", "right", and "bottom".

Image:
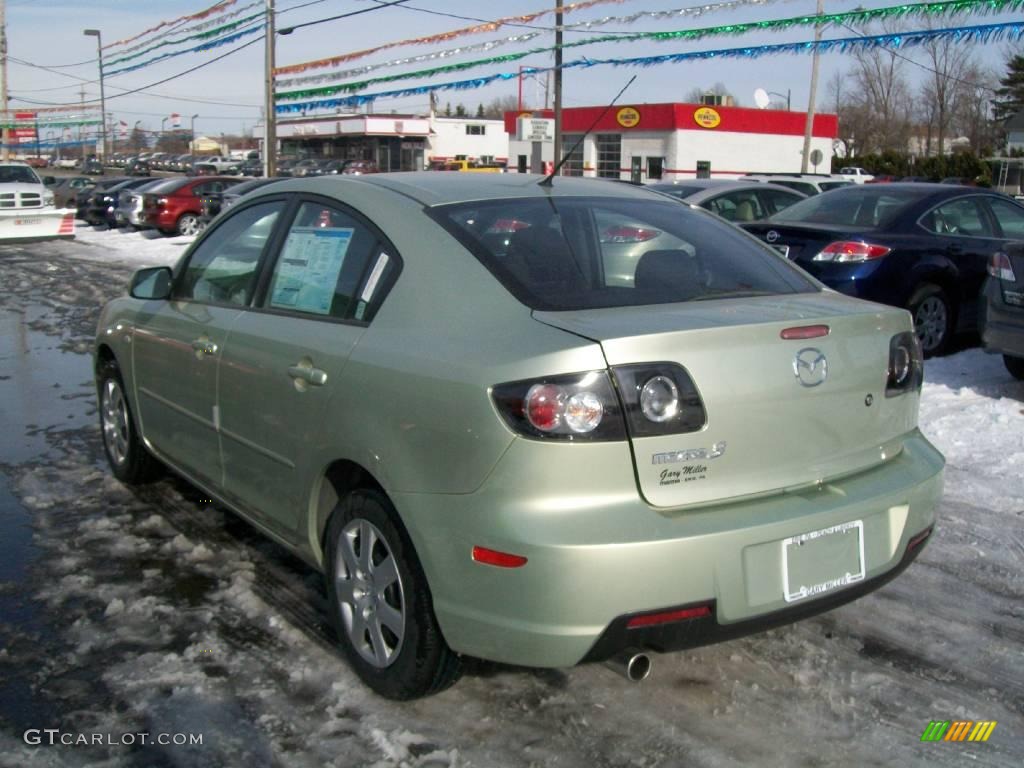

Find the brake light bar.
[{"left": 781, "top": 324, "right": 830, "bottom": 340}]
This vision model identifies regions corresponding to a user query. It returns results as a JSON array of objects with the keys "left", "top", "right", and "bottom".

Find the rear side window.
[
  {"left": 434, "top": 197, "right": 816, "bottom": 311},
  {"left": 920, "top": 197, "right": 994, "bottom": 237},
  {"left": 773, "top": 187, "right": 931, "bottom": 229},
  {"left": 703, "top": 190, "right": 765, "bottom": 222}
]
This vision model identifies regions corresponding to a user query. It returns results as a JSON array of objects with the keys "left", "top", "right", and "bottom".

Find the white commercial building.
[{"left": 505, "top": 102, "right": 838, "bottom": 180}]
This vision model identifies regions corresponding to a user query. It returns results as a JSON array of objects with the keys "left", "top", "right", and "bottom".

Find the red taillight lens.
[
  {"left": 600, "top": 226, "right": 661, "bottom": 243},
  {"left": 626, "top": 604, "right": 712, "bottom": 629},
  {"left": 525, "top": 383, "right": 563, "bottom": 432},
  {"left": 472, "top": 546, "right": 528, "bottom": 568},
  {"left": 492, "top": 371, "right": 626, "bottom": 441},
  {"left": 813, "top": 241, "right": 891, "bottom": 263},
  {"left": 988, "top": 252, "right": 1017, "bottom": 282}
]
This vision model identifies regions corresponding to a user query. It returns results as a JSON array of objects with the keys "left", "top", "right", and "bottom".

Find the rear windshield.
[
  {"left": 648, "top": 184, "right": 702, "bottom": 199},
  {"left": 433, "top": 196, "right": 817, "bottom": 311},
  {"left": 770, "top": 186, "right": 931, "bottom": 229}
]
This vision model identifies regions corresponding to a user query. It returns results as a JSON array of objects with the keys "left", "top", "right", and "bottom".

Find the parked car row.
[{"left": 77, "top": 174, "right": 245, "bottom": 235}]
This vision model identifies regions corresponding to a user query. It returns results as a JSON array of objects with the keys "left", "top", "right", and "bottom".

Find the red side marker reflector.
[
  {"left": 907, "top": 525, "right": 934, "bottom": 553},
  {"left": 626, "top": 604, "right": 712, "bottom": 629},
  {"left": 781, "top": 324, "right": 830, "bottom": 340},
  {"left": 471, "top": 546, "right": 528, "bottom": 568}
]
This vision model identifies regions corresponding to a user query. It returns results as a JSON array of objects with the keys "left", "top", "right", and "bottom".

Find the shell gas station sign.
[{"left": 693, "top": 107, "right": 722, "bottom": 129}]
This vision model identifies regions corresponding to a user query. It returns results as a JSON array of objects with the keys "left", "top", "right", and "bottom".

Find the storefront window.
[
  {"left": 647, "top": 157, "right": 664, "bottom": 181},
  {"left": 560, "top": 135, "right": 584, "bottom": 177},
  {"left": 596, "top": 134, "right": 621, "bottom": 179}
]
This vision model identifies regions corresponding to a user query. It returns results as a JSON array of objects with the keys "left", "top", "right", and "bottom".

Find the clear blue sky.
[{"left": 5, "top": 0, "right": 1019, "bottom": 139}]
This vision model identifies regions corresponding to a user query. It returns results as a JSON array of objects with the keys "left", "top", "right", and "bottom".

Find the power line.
[{"left": 277, "top": 0, "right": 412, "bottom": 34}]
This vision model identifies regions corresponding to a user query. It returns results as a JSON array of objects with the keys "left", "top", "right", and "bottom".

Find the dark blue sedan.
[{"left": 742, "top": 184, "right": 1024, "bottom": 355}]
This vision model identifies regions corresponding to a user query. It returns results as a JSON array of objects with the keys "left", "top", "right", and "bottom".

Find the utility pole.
[
  {"left": 1, "top": 0, "right": 9, "bottom": 161},
  {"left": 552, "top": 0, "right": 563, "bottom": 177},
  {"left": 264, "top": 0, "right": 277, "bottom": 177},
  {"left": 79, "top": 87, "right": 87, "bottom": 161},
  {"left": 800, "top": 0, "right": 824, "bottom": 173}
]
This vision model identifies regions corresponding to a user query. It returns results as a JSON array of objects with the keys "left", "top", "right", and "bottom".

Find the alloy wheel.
[
  {"left": 914, "top": 296, "right": 947, "bottom": 353},
  {"left": 101, "top": 378, "right": 130, "bottom": 466},
  {"left": 333, "top": 518, "right": 406, "bottom": 668}
]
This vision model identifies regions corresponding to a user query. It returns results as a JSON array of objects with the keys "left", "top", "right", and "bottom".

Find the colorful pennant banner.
[
  {"left": 106, "top": 24, "right": 264, "bottom": 77},
  {"left": 106, "top": 9, "right": 266, "bottom": 68},
  {"left": 275, "top": 21, "right": 1024, "bottom": 114},
  {"left": 275, "top": 0, "right": 1022, "bottom": 102},
  {"left": 273, "top": 0, "right": 647, "bottom": 75},
  {"left": 104, "top": 0, "right": 241, "bottom": 50},
  {"left": 110, "top": 1, "right": 264, "bottom": 57},
  {"left": 275, "top": 33, "right": 545, "bottom": 89}
]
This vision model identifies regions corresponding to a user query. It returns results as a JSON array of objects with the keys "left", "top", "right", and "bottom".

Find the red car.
[
  {"left": 25, "top": 156, "right": 50, "bottom": 168},
  {"left": 141, "top": 176, "right": 241, "bottom": 236}
]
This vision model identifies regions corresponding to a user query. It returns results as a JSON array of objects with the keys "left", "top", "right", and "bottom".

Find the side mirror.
[
  {"left": 129, "top": 266, "right": 173, "bottom": 300},
  {"left": 42, "top": 176, "right": 57, "bottom": 186}
]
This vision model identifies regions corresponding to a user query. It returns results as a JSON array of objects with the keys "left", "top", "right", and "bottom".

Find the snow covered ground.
[{"left": 0, "top": 225, "right": 1021, "bottom": 767}]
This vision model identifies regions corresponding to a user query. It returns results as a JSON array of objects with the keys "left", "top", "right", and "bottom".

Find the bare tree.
[
  {"left": 685, "top": 82, "right": 739, "bottom": 106},
  {"left": 917, "top": 19, "right": 977, "bottom": 156},
  {"left": 482, "top": 95, "right": 521, "bottom": 119},
  {"left": 846, "top": 23, "right": 914, "bottom": 153},
  {"left": 951, "top": 64, "right": 1000, "bottom": 154}
]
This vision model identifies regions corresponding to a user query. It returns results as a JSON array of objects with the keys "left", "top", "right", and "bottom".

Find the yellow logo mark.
[
  {"left": 616, "top": 107, "right": 641, "bottom": 128},
  {"left": 693, "top": 107, "right": 721, "bottom": 129}
]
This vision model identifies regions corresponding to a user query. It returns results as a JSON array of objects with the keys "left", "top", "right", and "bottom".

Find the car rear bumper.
[
  {"left": 981, "top": 277, "right": 1024, "bottom": 357},
  {"left": 393, "top": 431, "right": 944, "bottom": 668}
]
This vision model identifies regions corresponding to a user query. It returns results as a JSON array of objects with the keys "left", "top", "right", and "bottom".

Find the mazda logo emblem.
[
  {"left": 766, "top": 230, "right": 780, "bottom": 243},
  {"left": 793, "top": 348, "right": 828, "bottom": 387}
]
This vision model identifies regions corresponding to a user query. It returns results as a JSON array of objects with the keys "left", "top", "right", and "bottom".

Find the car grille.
[{"left": 0, "top": 191, "right": 43, "bottom": 209}]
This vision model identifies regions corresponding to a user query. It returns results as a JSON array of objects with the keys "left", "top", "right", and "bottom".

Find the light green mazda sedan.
[{"left": 94, "top": 173, "right": 944, "bottom": 699}]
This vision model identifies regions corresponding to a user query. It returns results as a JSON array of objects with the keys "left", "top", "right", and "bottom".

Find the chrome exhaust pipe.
[{"left": 604, "top": 648, "right": 651, "bottom": 682}]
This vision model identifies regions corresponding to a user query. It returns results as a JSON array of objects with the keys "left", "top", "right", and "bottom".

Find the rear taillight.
[
  {"left": 156, "top": 197, "right": 169, "bottom": 207},
  {"left": 612, "top": 363, "right": 706, "bottom": 437},
  {"left": 487, "top": 219, "right": 530, "bottom": 234},
  {"left": 813, "top": 241, "right": 891, "bottom": 263},
  {"left": 600, "top": 226, "right": 660, "bottom": 244},
  {"left": 988, "top": 252, "right": 1017, "bottom": 282},
  {"left": 491, "top": 371, "right": 625, "bottom": 441},
  {"left": 886, "top": 331, "right": 923, "bottom": 397}
]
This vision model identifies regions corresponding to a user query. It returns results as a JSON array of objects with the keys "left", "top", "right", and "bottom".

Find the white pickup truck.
[
  {"left": 838, "top": 166, "right": 875, "bottom": 184},
  {"left": 0, "top": 162, "right": 75, "bottom": 241},
  {"left": 192, "top": 155, "right": 239, "bottom": 173}
]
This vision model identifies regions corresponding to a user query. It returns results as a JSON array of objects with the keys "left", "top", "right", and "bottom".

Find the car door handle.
[
  {"left": 946, "top": 243, "right": 964, "bottom": 255},
  {"left": 191, "top": 338, "right": 218, "bottom": 356},
  {"left": 288, "top": 363, "right": 328, "bottom": 387}
]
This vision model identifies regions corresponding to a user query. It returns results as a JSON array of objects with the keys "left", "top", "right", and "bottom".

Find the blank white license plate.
[
  {"left": 15, "top": 217, "right": 43, "bottom": 226},
  {"left": 782, "top": 520, "right": 865, "bottom": 603}
]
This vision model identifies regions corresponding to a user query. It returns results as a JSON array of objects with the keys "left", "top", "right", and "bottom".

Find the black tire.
[
  {"left": 324, "top": 489, "right": 461, "bottom": 700},
  {"left": 1004, "top": 355, "right": 1024, "bottom": 380},
  {"left": 908, "top": 284, "right": 953, "bottom": 357},
  {"left": 97, "top": 358, "right": 161, "bottom": 485}
]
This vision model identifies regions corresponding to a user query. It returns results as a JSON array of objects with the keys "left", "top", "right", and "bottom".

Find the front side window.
[
  {"left": 176, "top": 201, "right": 284, "bottom": 305},
  {"left": 264, "top": 202, "right": 394, "bottom": 321},
  {"left": 435, "top": 197, "right": 817, "bottom": 311}
]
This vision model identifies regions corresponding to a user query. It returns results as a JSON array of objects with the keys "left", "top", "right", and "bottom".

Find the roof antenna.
[{"left": 538, "top": 75, "right": 637, "bottom": 188}]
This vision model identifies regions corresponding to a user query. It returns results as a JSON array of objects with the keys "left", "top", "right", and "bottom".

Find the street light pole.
[
  {"left": 83, "top": 28, "right": 107, "bottom": 163},
  {"left": 190, "top": 113, "right": 198, "bottom": 152},
  {"left": 264, "top": 0, "right": 277, "bottom": 177},
  {"left": 552, "top": 0, "right": 563, "bottom": 177},
  {"left": 800, "top": 0, "right": 824, "bottom": 173}
]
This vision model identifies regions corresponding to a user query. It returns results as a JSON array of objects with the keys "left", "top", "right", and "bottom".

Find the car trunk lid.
[
  {"left": 534, "top": 293, "right": 917, "bottom": 508},
  {"left": 742, "top": 222, "right": 876, "bottom": 266}
]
